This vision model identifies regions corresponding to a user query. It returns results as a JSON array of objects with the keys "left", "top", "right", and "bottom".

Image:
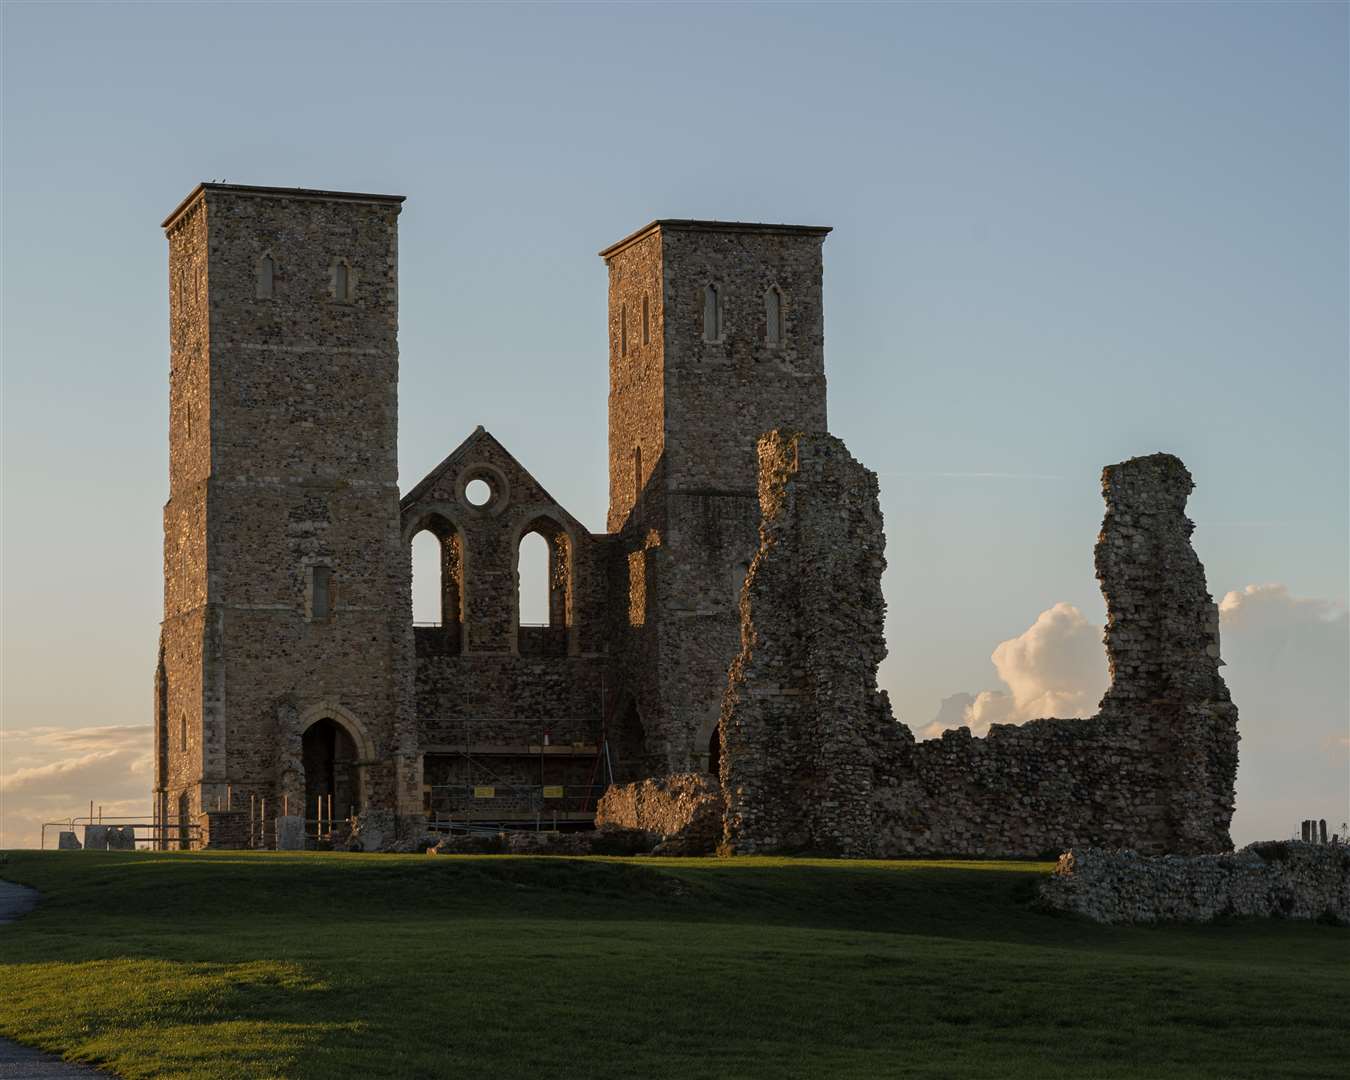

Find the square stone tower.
[
  {"left": 154, "top": 183, "right": 418, "bottom": 846},
  {"left": 599, "top": 220, "right": 831, "bottom": 775}
]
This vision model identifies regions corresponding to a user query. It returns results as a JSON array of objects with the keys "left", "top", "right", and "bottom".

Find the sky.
[{"left": 2, "top": 1, "right": 1346, "bottom": 848}]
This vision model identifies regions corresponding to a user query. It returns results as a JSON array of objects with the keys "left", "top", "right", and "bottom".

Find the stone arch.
[
  {"left": 297, "top": 701, "right": 376, "bottom": 763},
  {"left": 511, "top": 511, "right": 575, "bottom": 657},
  {"left": 404, "top": 509, "right": 465, "bottom": 653},
  {"left": 296, "top": 703, "right": 375, "bottom": 823}
]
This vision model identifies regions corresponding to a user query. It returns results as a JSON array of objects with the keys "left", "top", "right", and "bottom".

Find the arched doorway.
[
  {"left": 707, "top": 725, "right": 721, "bottom": 778},
  {"left": 302, "top": 718, "right": 360, "bottom": 826}
]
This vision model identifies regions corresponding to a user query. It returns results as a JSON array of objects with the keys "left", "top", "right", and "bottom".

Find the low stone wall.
[
  {"left": 1039, "top": 843, "right": 1350, "bottom": 925},
  {"left": 198, "top": 810, "right": 249, "bottom": 850},
  {"left": 595, "top": 773, "right": 724, "bottom": 854}
]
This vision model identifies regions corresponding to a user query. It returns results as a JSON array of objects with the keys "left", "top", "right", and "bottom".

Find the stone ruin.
[
  {"left": 150, "top": 182, "right": 1242, "bottom": 861},
  {"left": 718, "top": 433, "right": 1240, "bottom": 858},
  {"left": 1039, "top": 843, "right": 1349, "bottom": 925}
]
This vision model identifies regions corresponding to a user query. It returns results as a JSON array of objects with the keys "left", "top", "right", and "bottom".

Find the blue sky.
[{"left": 2, "top": 2, "right": 1346, "bottom": 845}]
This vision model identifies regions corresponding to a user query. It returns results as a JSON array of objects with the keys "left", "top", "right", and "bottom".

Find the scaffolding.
[{"left": 421, "top": 720, "right": 612, "bottom": 832}]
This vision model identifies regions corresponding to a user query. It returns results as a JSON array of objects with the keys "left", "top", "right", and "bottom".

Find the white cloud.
[
  {"left": 922, "top": 584, "right": 1350, "bottom": 844},
  {"left": 0, "top": 724, "right": 152, "bottom": 849},
  {"left": 922, "top": 601, "right": 1107, "bottom": 737},
  {"left": 1216, "top": 585, "right": 1349, "bottom": 845}
]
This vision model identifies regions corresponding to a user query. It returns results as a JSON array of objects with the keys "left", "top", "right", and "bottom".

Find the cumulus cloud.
[
  {"left": 923, "top": 584, "right": 1349, "bottom": 844},
  {"left": 0, "top": 724, "right": 152, "bottom": 849},
  {"left": 923, "top": 602, "right": 1107, "bottom": 737}
]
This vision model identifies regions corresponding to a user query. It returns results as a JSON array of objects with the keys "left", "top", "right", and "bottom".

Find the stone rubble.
[{"left": 595, "top": 773, "right": 725, "bottom": 855}]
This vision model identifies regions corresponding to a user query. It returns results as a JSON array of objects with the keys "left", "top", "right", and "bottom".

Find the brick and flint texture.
[{"left": 156, "top": 184, "right": 418, "bottom": 843}]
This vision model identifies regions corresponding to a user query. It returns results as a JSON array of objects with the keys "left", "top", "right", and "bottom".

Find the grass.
[{"left": 0, "top": 851, "right": 1345, "bottom": 1079}]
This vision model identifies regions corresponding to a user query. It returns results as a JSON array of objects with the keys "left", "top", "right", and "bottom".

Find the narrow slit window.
[
  {"left": 703, "top": 284, "right": 721, "bottom": 342},
  {"left": 311, "top": 565, "right": 333, "bottom": 619},
  {"left": 621, "top": 303, "right": 628, "bottom": 357},
  {"left": 765, "top": 286, "right": 783, "bottom": 346},
  {"left": 256, "top": 255, "right": 273, "bottom": 299},
  {"left": 179, "top": 714, "right": 187, "bottom": 751},
  {"left": 633, "top": 445, "right": 642, "bottom": 505},
  {"left": 334, "top": 263, "right": 350, "bottom": 303},
  {"left": 641, "top": 294, "right": 650, "bottom": 345}
]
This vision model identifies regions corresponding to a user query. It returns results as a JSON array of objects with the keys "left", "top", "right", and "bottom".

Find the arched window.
[
  {"left": 518, "top": 532, "right": 552, "bottom": 626},
  {"left": 408, "top": 518, "right": 463, "bottom": 654},
  {"left": 517, "top": 519, "right": 570, "bottom": 657},
  {"left": 642, "top": 294, "right": 650, "bottom": 346},
  {"left": 256, "top": 254, "right": 274, "bottom": 299},
  {"left": 703, "top": 284, "right": 722, "bottom": 343},
  {"left": 411, "top": 531, "right": 443, "bottom": 626},
  {"left": 765, "top": 285, "right": 784, "bottom": 346}
]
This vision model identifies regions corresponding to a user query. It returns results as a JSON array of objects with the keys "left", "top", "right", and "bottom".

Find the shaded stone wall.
[
  {"left": 721, "top": 433, "right": 1240, "bottom": 858},
  {"left": 600, "top": 222, "right": 832, "bottom": 777}
]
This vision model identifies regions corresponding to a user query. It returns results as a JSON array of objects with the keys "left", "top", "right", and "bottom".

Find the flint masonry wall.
[
  {"left": 400, "top": 428, "right": 609, "bottom": 747},
  {"left": 600, "top": 222, "right": 831, "bottom": 779},
  {"left": 158, "top": 184, "right": 419, "bottom": 846},
  {"left": 720, "top": 434, "right": 1240, "bottom": 858}
]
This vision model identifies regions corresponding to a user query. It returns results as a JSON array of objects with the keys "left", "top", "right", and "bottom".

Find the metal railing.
[{"left": 40, "top": 817, "right": 200, "bottom": 851}]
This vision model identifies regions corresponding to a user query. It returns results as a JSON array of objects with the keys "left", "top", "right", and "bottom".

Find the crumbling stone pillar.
[
  {"left": 721, "top": 431, "right": 907, "bottom": 855},
  {"left": 1094, "top": 453, "right": 1239, "bottom": 853}
]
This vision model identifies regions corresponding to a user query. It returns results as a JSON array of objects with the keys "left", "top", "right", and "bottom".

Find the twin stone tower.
[{"left": 155, "top": 182, "right": 1239, "bottom": 856}]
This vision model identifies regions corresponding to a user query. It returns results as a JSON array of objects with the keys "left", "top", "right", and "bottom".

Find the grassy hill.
[{"left": 0, "top": 851, "right": 1344, "bottom": 1079}]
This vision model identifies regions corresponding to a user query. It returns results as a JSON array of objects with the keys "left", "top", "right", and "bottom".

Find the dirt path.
[{"left": 0, "top": 877, "right": 114, "bottom": 1077}]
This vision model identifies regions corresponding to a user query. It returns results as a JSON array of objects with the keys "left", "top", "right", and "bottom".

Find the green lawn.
[{"left": 0, "top": 851, "right": 1344, "bottom": 1079}]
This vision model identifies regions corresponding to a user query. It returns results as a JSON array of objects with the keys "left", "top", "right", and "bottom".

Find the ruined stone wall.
[
  {"left": 1040, "top": 844, "right": 1349, "bottom": 925},
  {"left": 400, "top": 427, "right": 610, "bottom": 760},
  {"left": 721, "top": 434, "right": 1240, "bottom": 857}
]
